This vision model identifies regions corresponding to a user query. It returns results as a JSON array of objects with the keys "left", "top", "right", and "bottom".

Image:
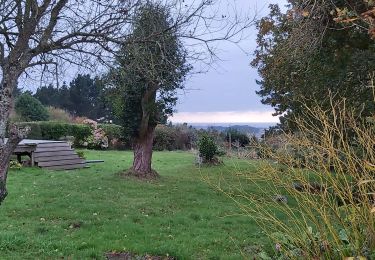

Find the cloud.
[{"left": 169, "top": 110, "right": 280, "bottom": 123}]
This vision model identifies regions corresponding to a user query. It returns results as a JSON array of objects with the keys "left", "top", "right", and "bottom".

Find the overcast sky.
[
  {"left": 21, "top": 0, "right": 287, "bottom": 125},
  {"left": 170, "top": 0, "right": 287, "bottom": 124}
]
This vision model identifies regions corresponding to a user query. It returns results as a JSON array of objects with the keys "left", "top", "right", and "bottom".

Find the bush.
[
  {"left": 97, "top": 123, "right": 126, "bottom": 149},
  {"left": 9, "top": 160, "right": 22, "bottom": 170},
  {"left": 225, "top": 129, "right": 250, "bottom": 147},
  {"left": 47, "top": 107, "right": 73, "bottom": 122},
  {"left": 15, "top": 93, "right": 49, "bottom": 121},
  {"left": 26, "top": 123, "right": 42, "bottom": 139},
  {"left": 98, "top": 124, "right": 124, "bottom": 140},
  {"left": 198, "top": 134, "right": 218, "bottom": 162},
  {"left": 153, "top": 125, "right": 177, "bottom": 151},
  {"left": 76, "top": 151, "right": 86, "bottom": 159},
  {"left": 15, "top": 121, "right": 91, "bottom": 146},
  {"left": 174, "top": 124, "right": 196, "bottom": 150},
  {"left": 80, "top": 119, "right": 108, "bottom": 149},
  {"left": 225, "top": 99, "right": 375, "bottom": 259},
  {"left": 153, "top": 124, "right": 196, "bottom": 151}
]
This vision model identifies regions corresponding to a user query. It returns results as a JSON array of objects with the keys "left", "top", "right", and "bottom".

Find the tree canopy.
[
  {"left": 34, "top": 74, "right": 112, "bottom": 121},
  {"left": 252, "top": 0, "right": 375, "bottom": 131},
  {"left": 112, "top": 2, "right": 191, "bottom": 139},
  {"left": 110, "top": 2, "right": 191, "bottom": 177},
  {"left": 15, "top": 93, "right": 49, "bottom": 122}
]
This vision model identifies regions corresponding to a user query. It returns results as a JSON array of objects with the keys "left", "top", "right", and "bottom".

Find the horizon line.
[
  {"left": 169, "top": 110, "right": 280, "bottom": 124},
  {"left": 170, "top": 122, "right": 277, "bottom": 124}
]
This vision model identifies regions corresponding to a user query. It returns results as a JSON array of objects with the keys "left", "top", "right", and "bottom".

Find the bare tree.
[
  {"left": 0, "top": 0, "right": 136, "bottom": 204},
  {"left": 0, "top": 0, "right": 254, "bottom": 204}
]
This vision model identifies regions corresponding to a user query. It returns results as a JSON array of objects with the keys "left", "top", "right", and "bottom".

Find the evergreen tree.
[
  {"left": 15, "top": 93, "right": 49, "bottom": 121},
  {"left": 252, "top": 1, "right": 375, "bottom": 131},
  {"left": 34, "top": 84, "right": 62, "bottom": 108},
  {"left": 34, "top": 75, "right": 112, "bottom": 121}
]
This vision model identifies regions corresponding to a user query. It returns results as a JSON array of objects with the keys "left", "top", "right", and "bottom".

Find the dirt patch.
[{"left": 105, "top": 252, "right": 175, "bottom": 260}]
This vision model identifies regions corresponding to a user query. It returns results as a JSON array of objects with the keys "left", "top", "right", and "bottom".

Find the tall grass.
[
  {"left": 220, "top": 99, "right": 374, "bottom": 259},
  {"left": 47, "top": 107, "right": 73, "bottom": 122}
]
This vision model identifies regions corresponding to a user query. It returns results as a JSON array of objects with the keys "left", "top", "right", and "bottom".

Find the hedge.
[
  {"left": 13, "top": 122, "right": 195, "bottom": 151},
  {"left": 15, "top": 121, "right": 91, "bottom": 146}
]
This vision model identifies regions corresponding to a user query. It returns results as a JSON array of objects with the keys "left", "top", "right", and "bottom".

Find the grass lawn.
[{"left": 0, "top": 150, "right": 270, "bottom": 259}]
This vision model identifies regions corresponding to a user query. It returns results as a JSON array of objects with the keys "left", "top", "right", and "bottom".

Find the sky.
[
  {"left": 19, "top": 0, "right": 287, "bottom": 125},
  {"left": 170, "top": 0, "right": 287, "bottom": 124}
]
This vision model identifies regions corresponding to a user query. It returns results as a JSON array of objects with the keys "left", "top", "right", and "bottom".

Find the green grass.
[{"left": 0, "top": 150, "right": 270, "bottom": 259}]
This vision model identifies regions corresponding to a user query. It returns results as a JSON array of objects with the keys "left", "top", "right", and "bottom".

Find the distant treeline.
[{"left": 32, "top": 74, "right": 114, "bottom": 123}]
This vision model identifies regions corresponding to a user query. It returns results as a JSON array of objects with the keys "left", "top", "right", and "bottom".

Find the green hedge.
[
  {"left": 14, "top": 122, "right": 196, "bottom": 151},
  {"left": 98, "top": 124, "right": 124, "bottom": 140},
  {"left": 15, "top": 121, "right": 91, "bottom": 146}
]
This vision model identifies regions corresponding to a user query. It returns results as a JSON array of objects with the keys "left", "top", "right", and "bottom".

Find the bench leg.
[{"left": 31, "top": 153, "right": 35, "bottom": 166}]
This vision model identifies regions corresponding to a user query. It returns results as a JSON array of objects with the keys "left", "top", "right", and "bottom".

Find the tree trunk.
[
  {"left": 130, "top": 127, "right": 158, "bottom": 179},
  {"left": 0, "top": 126, "right": 24, "bottom": 204},
  {"left": 0, "top": 72, "right": 27, "bottom": 204}
]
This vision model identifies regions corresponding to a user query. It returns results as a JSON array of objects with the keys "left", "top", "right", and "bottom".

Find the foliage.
[
  {"left": 97, "top": 123, "right": 128, "bottom": 150},
  {"left": 153, "top": 125, "right": 177, "bottom": 151},
  {"left": 153, "top": 123, "right": 199, "bottom": 151},
  {"left": 9, "top": 109, "right": 24, "bottom": 123},
  {"left": 173, "top": 123, "right": 197, "bottom": 150},
  {"left": 76, "top": 151, "right": 86, "bottom": 159},
  {"left": 3, "top": 150, "right": 268, "bottom": 259},
  {"left": 68, "top": 75, "right": 108, "bottom": 120},
  {"left": 198, "top": 135, "right": 218, "bottom": 162},
  {"left": 225, "top": 128, "right": 250, "bottom": 147},
  {"left": 223, "top": 100, "right": 375, "bottom": 259},
  {"left": 9, "top": 160, "right": 22, "bottom": 170},
  {"left": 47, "top": 107, "right": 73, "bottom": 122},
  {"left": 331, "top": 1, "right": 375, "bottom": 39},
  {"left": 252, "top": 1, "right": 375, "bottom": 131},
  {"left": 34, "top": 75, "right": 113, "bottom": 122},
  {"left": 15, "top": 93, "right": 49, "bottom": 122},
  {"left": 110, "top": 2, "right": 191, "bottom": 139},
  {"left": 81, "top": 119, "right": 108, "bottom": 149},
  {"left": 34, "top": 84, "right": 66, "bottom": 108},
  {"left": 15, "top": 122, "right": 91, "bottom": 146},
  {"left": 98, "top": 124, "right": 124, "bottom": 141},
  {"left": 24, "top": 123, "right": 43, "bottom": 139}
]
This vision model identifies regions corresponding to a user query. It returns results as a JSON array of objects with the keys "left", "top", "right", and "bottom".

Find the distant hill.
[{"left": 190, "top": 123, "right": 270, "bottom": 137}]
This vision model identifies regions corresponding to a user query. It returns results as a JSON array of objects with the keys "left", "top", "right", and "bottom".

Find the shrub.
[
  {"left": 47, "top": 107, "right": 73, "bottom": 122},
  {"left": 222, "top": 99, "right": 375, "bottom": 259},
  {"left": 26, "top": 123, "right": 42, "bottom": 139},
  {"left": 225, "top": 128, "right": 250, "bottom": 147},
  {"left": 98, "top": 124, "right": 124, "bottom": 140},
  {"left": 153, "top": 125, "right": 177, "bottom": 151},
  {"left": 152, "top": 124, "right": 197, "bottom": 151},
  {"left": 97, "top": 123, "right": 126, "bottom": 149},
  {"left": 15, "top": 121, "right": 91, "bottom": 146},
  {"left": 15, "top": 93, "right": 49, "bottom": 121},
  {"left": 76, "top": 151, "right": 85, "bottom": 159},
  {"left": 81, "top": 119, "right": 108, "bottom": 149},
  {"left": 174, "top": 124, "right": 196, "bottom": 150},
  {"left": 198, "top": 134, "right": 218, "bottom": 162},
  {"left": 9, "top": 160, "right": 22, "bottom": 170}
]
